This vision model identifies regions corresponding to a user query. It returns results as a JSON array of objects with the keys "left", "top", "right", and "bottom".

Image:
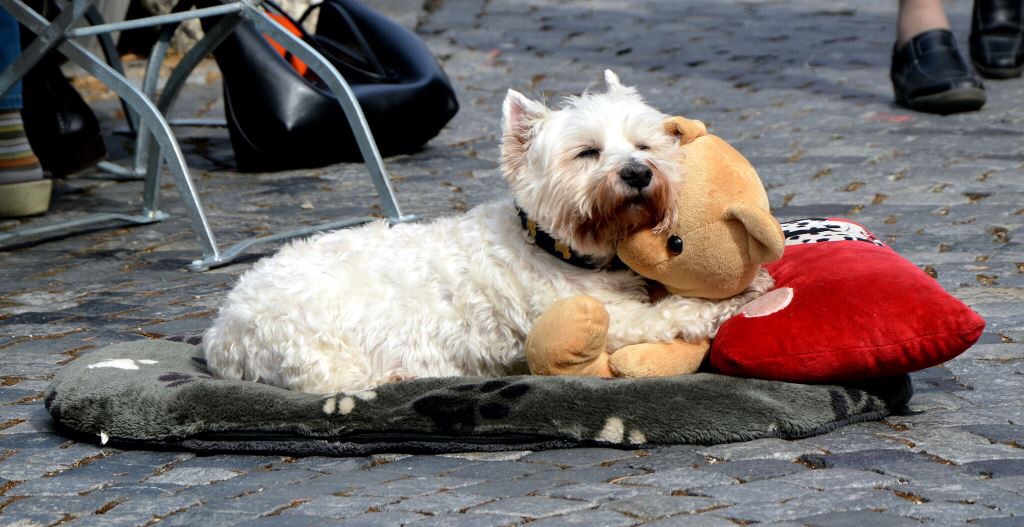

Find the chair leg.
[
  {"left": 0, "top": 0, "right": 92, "bottom": 96},
  {"left": 7, "top": 0, "right": 221, "bottom": 264},
  {"left": 241, "top": 6, "right": 410, "bottom": 223},
  {"left": 140, "top": 14, "right": 244, "bottom": 217},
  {"left": 84, "top": 4, "right": 138, "bottom": 134}
]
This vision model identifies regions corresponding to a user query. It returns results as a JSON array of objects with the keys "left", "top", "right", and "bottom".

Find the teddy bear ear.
[
  {"left": 662, "top": 116, "right": 707, "bottom": 145},
  {"left": 726, "top": 204, "right": 785, "bottom": 265}
]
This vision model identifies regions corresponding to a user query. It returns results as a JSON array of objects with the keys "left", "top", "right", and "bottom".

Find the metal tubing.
[
  {"left": 242, "top": 7, "right": 408, "bottom": 222},
  {"left": 187, "top": 214, "right": 418, "bottom": 272},
  {"left": 0, "top": 212, "right": 168, "bottom": 245},
  {"left": 0, "top": 0, "right": 93, "bottom": 95},
  {"left": 84, "top": 5, "right": 138, "bottom": 133},
  {"left": 4, "top": 0, "right": 221, "bottom": 261},
  {"left": 64, "top": 2, "right": 243, "bottom": 38},
  {"left": 133, "top": 22, "right": 177, "bottom": 191},
  {"left": 140, "top": 13, "right": 243, "bottom": 216}
]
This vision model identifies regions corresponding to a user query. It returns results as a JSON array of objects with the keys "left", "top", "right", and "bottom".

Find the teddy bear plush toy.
[{"left": 526, "top": 117, "right": 786, "bottom": 378}]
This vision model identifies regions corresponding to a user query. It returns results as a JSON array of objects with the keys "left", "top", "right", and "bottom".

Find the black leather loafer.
[
  {"left": 891, "top": 29, "right": 986, "bottom": 114},
  {"left": 970, "top": 0, "right": 1024, "bottom": 78}
]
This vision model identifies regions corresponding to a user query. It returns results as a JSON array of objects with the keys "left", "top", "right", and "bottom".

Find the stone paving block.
[
  {"left": 973, "top": 517, "right": 1024, "bottom": 527},
  {"left": 284, "top": 495, "right": 401, "bottom": 518},
  {"left": 0, "top": 447, "right": 113, "bottom": 481},
  {"left": 958, "top": 425, "right": 1024, "bottom": 450},
  {"left": 903, "top": 427, "right": 1024, "bottom": 464},
  {"left": 710, "top": 488, "right": 909, "bottom": 524},
  {"left": 347, "top": 476, "right": 481, "bottom": 497},
  {"left": 367, "top": 454, "right": 480, "bottom": 475},
  {"left": 519, "top": 448, "right": 641, "bottom": 467},
  {"left": 406, "top": 512, "right": 521, "bottom": 527},
  {"left": 0, "top": 494, "right": 115, "bottom": 520},
  {"left": 454, "top": 473, "right": 573, "bottom": 499},
  {"left": 153, "top": 509, "right": 251, "bottom": 527},
  {"left": 173, "top": 454, "right": 283, "bottom": 471},
  {"left": 64, "top": 511, "right": 158, "bottom": 527},
  {"left": 525, "top": 508, "right": 638, "bottom": 527},
  {"left": 538, "top": 482, "right": 655, "bottom": 503},
  {"left": 200, "top": 489, "right": 317, "bottom": 516},
  {"left": 887, "top": 501, "right": 1017, "bottom": 523},
  {"left": 987, "top": 475, "right": 1024, "bottom": 493},
  {"left": 145, "top": 467, "right": 242, "bottom": 485},
  {"left": 698, "top": 439, "right": 825, "bottom": 462},
  {"left": 640, "top": 514, "right": 740, "bottom": 527},
  {"left": 242, "top": 514, "right": 325, "bottom": 527},
  {"left": 600, "top": 495, "right": 728, "bottom": 521},
  {"left": 799, "top": 449, "right": 977, "bottom": 483},
  {"left": 282, "top": 471, "right": 410, "bottom": 497},
  {"left": 618, "top": 446, "right": 707, "bottom": 471},
  {"left": 0, "top": 509, "right": 69, "bottom": 527},
  {"left": 443, "top": 461, "right": 557, "bottom": 480},
  {"left": 959, "top": 459, "right": 1024, "bottom": 479},
  {"left": 893, "top": 480, "right": 1024, "bottom": 516},
  {"left": 214, "top": 467, "right": 326, "bottom": 489},
  {"left": 439, "top": 451, "right": 532, "bottom": 462},
  {"left": 771, "top": 468, "right": 901, "bottom": 490},
  {"left": 321, "top": 510, "right": 426, "bottom": 526},
  {"left": 697, "top": 479, "right": 818, "bottom": 503},
  {"left": 614, "top": 467, "right": 738, "bottom": 491},
  {"left": 544, "top": 465, "right": 648, "bottom": 483},
  {"left": 697, "top": 459, "right": 807, "bottom": 483},
  {"left": 383, "top": 492, "right": 493, "bottom": 514},
  {"left": 467, "top": 496, "right": 592, "bottom": 519},
  {"left": 282, "top": 456, "right": 372, "bottom": 473},
  {"left": 794, "top": 510, "right": 924, "bottom": 526}
]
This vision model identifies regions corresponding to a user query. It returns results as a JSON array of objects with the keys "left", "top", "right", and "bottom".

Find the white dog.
[{"left": 203, "top": 71, "right": 770, "bottom": 394}]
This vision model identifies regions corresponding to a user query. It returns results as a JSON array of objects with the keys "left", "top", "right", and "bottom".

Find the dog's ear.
[
  {"left": 662, "top": 116, "right": 707, "bottom": 145},
  {"left": 501, "top": 90, "right": 547, "bottom": 180},
  {"left": 502, "top": 90, "right": 547, "bottom": 140},
  {"left": 604, "top": 69, "right": 636, "bottom": 95}
]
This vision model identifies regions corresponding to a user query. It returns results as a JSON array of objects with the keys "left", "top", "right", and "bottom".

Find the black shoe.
[
  {"left": 970, "top": 0, "right": 1024, "bottom": 78},
  {"left": 891, "top": 29, "right": 987, "bottom": 114},
  {"left": 19, "top": 26, "right": 106, "bottom": 177}
]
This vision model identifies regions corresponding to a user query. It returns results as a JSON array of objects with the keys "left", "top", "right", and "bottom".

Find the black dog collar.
[{"left": 516, "top": 205, "right": 627, "bottom": 271}]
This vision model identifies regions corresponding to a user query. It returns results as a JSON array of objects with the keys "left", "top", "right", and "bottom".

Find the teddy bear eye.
[
  {"left": 667, "top": 235, "right": 684, "bottom": 255},
  {"left": 576, "top": 147, "right": 601, "bottom": 159}
]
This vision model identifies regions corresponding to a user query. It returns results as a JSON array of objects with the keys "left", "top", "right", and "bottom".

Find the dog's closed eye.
[
  {"left": 576, "top": 147, "right": 601, "bottom": 159},
  {"left": 636, "top": 144, "right": 650, "bottom": 151}
]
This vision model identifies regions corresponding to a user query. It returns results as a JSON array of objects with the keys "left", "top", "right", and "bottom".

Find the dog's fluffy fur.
[{"left": 203, "top": 71, "right": 770, "bottom": 394}]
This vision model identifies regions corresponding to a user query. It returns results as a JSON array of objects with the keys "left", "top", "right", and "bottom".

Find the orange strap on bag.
[{"left": 263, "top": 13, "right": 310, "bottom": 77}]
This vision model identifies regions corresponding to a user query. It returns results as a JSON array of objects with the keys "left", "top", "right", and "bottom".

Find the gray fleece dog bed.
[{"left": 45, "top": 340, "right": 912, "bottom": 455}]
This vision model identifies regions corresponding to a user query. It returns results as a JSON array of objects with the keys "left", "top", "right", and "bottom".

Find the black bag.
[{"left": 201, "top": 0, "right": 459, "bottom": 171}]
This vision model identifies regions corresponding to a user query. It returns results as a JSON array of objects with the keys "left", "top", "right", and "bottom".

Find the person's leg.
[
  {"left": 970, "top": 0, "right": 1024, "bottom": 78},
  {"left": 898, "top": 0, "right": 952, "bottom": 46},
  {"left": 0, "top": 7, "right": 50, "bottom": 218},
  {"left": 891, "top": 0, "right": 987, "bottom": 114}
]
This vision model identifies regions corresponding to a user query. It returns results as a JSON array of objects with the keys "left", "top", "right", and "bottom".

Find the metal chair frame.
[{"left": 0, "top": 0, "right": 415, "bottom": 271}]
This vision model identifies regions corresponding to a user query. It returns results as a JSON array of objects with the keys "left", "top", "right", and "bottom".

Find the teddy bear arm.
[
  {"left": 609, "top": 339, "right": 710, "bottom": 377},
  {"left": 526, "top": 295, "right": 615, "bottom": 377}
]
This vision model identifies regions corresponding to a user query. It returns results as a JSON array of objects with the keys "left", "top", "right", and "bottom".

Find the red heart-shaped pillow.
[{"left": 710, "top": 218, "right": 985, "bottom": 382}]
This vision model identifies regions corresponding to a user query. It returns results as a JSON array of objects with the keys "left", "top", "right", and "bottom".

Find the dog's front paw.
[{"left": 527, "top": 295, "right": 613, "bottom": 377}]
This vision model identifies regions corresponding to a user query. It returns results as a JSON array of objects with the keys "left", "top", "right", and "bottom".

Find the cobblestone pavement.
[{"left": 2, "top": 0, "right": 1024, "bottom": 525}]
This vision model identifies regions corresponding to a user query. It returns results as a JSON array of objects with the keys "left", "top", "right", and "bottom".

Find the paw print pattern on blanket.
[{"left": 411, "top": 380, "right": 531, "bottom": 434}]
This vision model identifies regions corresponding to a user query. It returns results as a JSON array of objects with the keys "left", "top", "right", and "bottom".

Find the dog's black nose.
[{"left": 619, "top": 163, "right": 652, "bottom": 190}]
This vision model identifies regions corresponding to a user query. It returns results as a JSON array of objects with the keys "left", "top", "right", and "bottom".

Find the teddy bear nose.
[{"left": 619, "top": 163, "right": 652, "bottom": 190}]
